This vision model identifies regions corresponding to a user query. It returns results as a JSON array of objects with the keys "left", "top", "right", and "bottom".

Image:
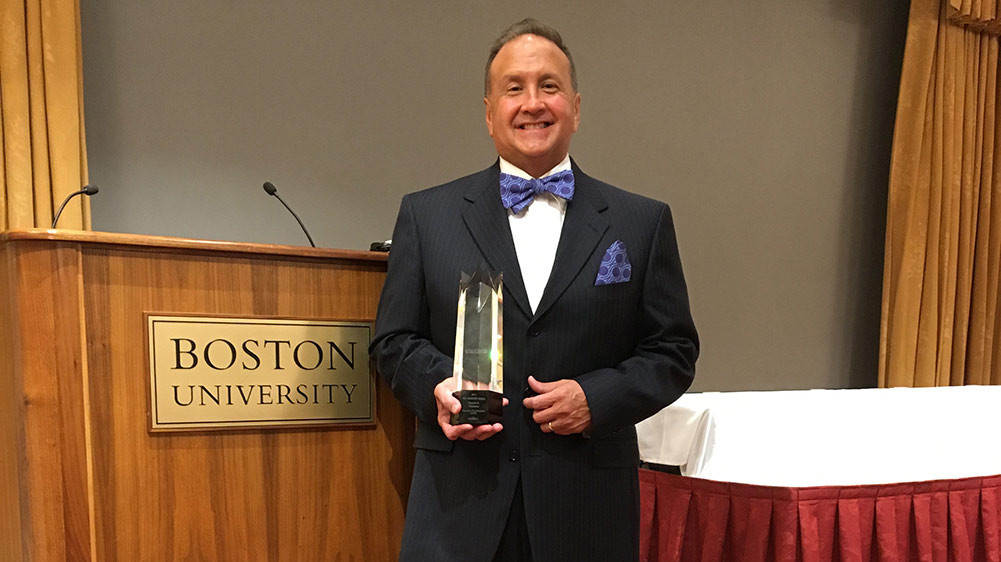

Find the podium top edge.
[{"left": 0, "top": 229, "right": 388, "bottom": 263}]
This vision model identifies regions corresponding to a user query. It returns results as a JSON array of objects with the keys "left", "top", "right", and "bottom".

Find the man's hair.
[{"left": 484, "top": 18, "right": 577, "bottom": 95}]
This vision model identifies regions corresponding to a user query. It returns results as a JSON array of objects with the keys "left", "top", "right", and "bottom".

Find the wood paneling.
[
  {"left": 2, "top": 240, "right": 94, "bottom": 560},
  {"left": 0, "top": 245, "right": 26, "bottom": 562},
  {"left": 0, "top": 229, "right": 388, "bottom": 263},
  {"left": 0, "top": 230, "right": 412, "bottom": 561}
]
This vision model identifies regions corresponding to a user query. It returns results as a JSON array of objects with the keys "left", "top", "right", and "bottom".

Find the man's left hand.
[{"left": 522, "top": 375, "right": 591, "bottom": 435}]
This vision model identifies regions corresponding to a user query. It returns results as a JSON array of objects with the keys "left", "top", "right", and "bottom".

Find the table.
[
  {"left": 637, "top": 385, "right": 1001, "bottom": 486},
  {"left": 635, "top": 386, "right": 1001, "bottom": 561}
]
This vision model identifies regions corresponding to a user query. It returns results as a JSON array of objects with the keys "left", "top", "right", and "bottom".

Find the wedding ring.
[{"left": 548, "top": 422, "right": 554, "bottom": 432}]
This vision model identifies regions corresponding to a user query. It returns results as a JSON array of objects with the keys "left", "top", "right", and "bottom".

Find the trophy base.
[{"left": 450, "top": 389, "right": 503, "bottom": 425}]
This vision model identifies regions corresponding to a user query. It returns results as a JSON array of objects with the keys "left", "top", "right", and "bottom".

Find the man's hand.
[
  {"left": 434, "top": 378, "right": 508, "bottom": 440},
  {"left": 522, "top": 375, "right": 592, "bottom": 435}
]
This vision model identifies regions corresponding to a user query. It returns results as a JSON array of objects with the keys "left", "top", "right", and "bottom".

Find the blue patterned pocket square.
[{"left": 595, "top": 240, "right": 631, "bottom": 285}]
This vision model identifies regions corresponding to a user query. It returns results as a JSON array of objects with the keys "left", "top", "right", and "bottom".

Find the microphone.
[
  {"left": 262, "top": 181, "right": 316, "bottom": 247},
  {"left": 52, "top": 184, "right": 99, "bottom": 228}
]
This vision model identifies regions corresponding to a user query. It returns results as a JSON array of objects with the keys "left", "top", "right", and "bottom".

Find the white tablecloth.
[{"left": 636, "top": 385, "right": 1001, "bottom": 487}]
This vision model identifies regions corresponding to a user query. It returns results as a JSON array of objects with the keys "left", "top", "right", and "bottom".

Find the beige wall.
[{"left": 80, "top": 1, "right": 909, "bottom": 392}]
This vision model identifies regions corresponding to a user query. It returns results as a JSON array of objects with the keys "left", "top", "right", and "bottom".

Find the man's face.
[{"left": 485, "top": 34, "right": 581, "bottom": 178}]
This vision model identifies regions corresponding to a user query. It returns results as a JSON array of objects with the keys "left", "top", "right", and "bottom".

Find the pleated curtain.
[
  {"left": 880, "top": 0, "right": 1001, "bottom": 387},
  {"left": 640, "top": 471, "right": 1001, "bottom": 562},
  {"left": 0, "top": 0, "right": 89, "bottom": 230}
]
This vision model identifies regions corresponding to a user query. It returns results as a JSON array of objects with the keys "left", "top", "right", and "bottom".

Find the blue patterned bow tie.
[{"left": 499, "top": 170, "right": 575, "bottom": 214}]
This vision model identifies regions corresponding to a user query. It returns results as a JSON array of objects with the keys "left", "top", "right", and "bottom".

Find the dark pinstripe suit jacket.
[{"left": 371, "top": 161, "right": 698, "bottom": 561}]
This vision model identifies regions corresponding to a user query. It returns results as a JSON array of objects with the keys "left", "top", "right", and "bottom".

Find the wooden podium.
[{"left": 0, "top": 230, "right": 415, "bottom": 561}]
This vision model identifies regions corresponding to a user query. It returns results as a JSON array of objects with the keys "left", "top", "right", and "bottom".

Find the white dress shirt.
[{"left": 499, "top": 154, "right": 572, "bottom": 314}]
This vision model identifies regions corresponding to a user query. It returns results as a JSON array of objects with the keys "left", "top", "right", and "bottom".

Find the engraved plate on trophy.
[{"left": 450, "top": 265, "right": 503, "bottom": 425}]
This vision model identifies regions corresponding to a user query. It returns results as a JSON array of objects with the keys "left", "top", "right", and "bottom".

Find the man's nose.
[{"left": 522, "top": 89, "right": 545, "bottom": 111}]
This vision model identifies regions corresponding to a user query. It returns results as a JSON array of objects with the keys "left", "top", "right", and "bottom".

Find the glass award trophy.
[{"left": 450, "top": 265, "right": 503, "bottom": 425}]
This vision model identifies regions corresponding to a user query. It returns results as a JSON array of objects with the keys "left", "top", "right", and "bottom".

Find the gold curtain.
[
  {"left": 0, "top": 0, "right": 89, "bottom": 230},
  {"left": 879, "top": 0, "right": 1001, "bottom": 387}
]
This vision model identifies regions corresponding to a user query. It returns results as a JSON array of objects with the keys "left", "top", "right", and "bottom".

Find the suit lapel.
[
  {"left": 461, "top": 164, "right": 533, "bottom": 319},
  {"left": 533, "top": 163, "right": 609, "bottom": 322}
]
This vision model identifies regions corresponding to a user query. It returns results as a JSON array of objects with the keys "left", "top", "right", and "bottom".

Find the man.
[{"left": 371, "top": 18, "right": 698, "bottom": 561}]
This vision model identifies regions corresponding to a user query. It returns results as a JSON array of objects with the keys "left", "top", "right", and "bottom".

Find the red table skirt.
[{"left": 639, "top": 469, "right": 1001, "bottom": 561}]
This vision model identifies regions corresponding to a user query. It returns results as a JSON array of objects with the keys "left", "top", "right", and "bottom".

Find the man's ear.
[
  {"left": 484, "top": 97, "right": 495, "bottom": 137},
  {"left": 572, "top": 92, "right": 581, "bottom": 132}
]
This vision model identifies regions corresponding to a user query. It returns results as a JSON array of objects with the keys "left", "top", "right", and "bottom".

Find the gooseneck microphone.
[
  {"left": 262, "top": 181, "right": 316, "bottom": 247},
  {"left": 52, "top": 184, "right": 99, "bottom": 228}
]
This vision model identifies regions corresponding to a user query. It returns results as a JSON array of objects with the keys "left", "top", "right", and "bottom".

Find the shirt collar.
[{"left": 498, "top": 154, "right": 572, "bottom": 180}]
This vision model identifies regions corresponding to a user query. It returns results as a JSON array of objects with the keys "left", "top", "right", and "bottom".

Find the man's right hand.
[{"left": 434, "top": 378, "right": 507, "bottom": 441}]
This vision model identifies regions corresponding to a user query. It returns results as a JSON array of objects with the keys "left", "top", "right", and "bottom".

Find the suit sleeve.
[
  {"left": 575, "top": 203, "right": 699, "bottom": 436},
  {"left": 369, "top": 195, "right": 453, "bottom": 426}
]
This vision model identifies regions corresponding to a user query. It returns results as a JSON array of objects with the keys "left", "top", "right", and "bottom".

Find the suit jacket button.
[
  {"left": 529, "top": 330, "right": 540, "bottom": 337},
  {"left": 508, "top": 450, "right": 520, "bottom": 462}
]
